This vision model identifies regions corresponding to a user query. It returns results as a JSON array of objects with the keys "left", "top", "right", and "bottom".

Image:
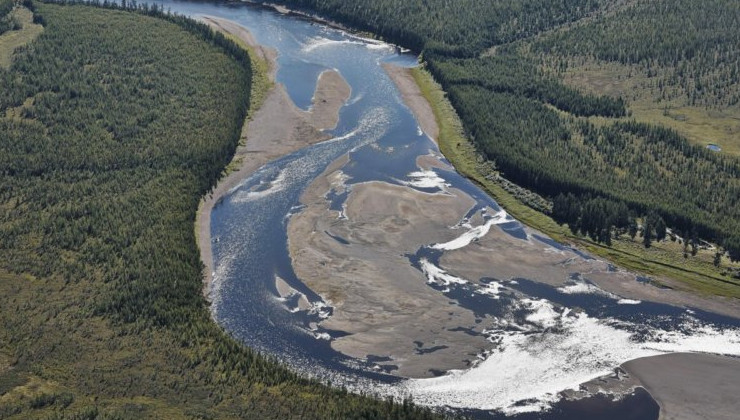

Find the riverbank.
[
  {"left": 623, "top": 353, "right": 740, "bottom": 420},
  {"left": 196, "top": 15, "right": 350, "bottom": 299},
  {"left": 383, "top": 63, "right": 438, "bottom": 143},
  {"left": 383, "top": 61, "right": 740, "bottom": 416},
  {"left": 285, "top": 67, "right": 729, "bottom": 382},
  {"left": 383, "top": 63, "right": 740, "bottom": 318}
]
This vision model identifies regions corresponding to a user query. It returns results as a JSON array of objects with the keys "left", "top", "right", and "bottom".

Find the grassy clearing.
[
  {"left": 558, "top": 59, "right": 740, "bottom": 157},
  {"left": 412, "top": 64, "right": 740, "bottom": 299},
  {"left": 0, "top": 7, "right": 43, "bottom": 68}
]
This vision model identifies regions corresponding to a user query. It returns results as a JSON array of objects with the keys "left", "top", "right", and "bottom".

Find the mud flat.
[
  {"left": 196, "top": 16, "right": 350, "bottom": 298},
  {"left": 623, "top": 353, "right": 740, "bottom": 420}
]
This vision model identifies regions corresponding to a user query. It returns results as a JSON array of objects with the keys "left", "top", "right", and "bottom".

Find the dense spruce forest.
[
  {"left": 0, "top": 2, "right": 439, "bottom": 418},
  {"left": 0, "top": 0, "right": 17, "bottom": 35},
  {"left": 272, "top": 0, "right": 740, "bottom": 264}
]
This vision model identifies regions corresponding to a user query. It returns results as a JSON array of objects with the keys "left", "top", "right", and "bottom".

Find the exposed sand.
[
  {"left": 288, "top": 175, "right": 493, "bottom": 377},
  {"left": 189, "top": 14, "right": 740, "bottom": 420},
  {"left": 383, "top": 64, "right": 439, "bottom": 143},
  {"left": 439, "top": 229, "right": 740, "bottom": 318},
  {"left": 382, "top": 62, "right": 740, "bottom": 319},
  {"left": 284, "top": 61, "right": 740, "bottom": 388},
  {"left": 623, "top": 353, "right": 740, "bottom": 420},
  {"left": 196, "top": 16, "right": 350, "bottom": 299},
  {"left": 201, "top": 16, "right": 276, "bottom": 71}
]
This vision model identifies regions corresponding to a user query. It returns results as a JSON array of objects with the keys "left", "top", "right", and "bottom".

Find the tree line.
[
  {"left": 271, "top": 0, "right": 740, "bottom": 262},
  {"left": 0, "top": 0, "right": 19, "bottom": 35},
  {"left": 535, "top": 0, "right": 740, "bottom": 108},
  {"left": 0, "top": 2, "right": 440, "bottom": 418}
]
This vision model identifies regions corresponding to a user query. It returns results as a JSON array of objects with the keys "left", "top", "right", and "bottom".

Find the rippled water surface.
[{"left": 153, "top": 1, "right": 740, "bottom": 417}]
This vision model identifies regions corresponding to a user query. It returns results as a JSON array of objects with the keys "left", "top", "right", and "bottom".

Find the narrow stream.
[{"left": 154, "top": 1, "right": 740, "bottom": 418}]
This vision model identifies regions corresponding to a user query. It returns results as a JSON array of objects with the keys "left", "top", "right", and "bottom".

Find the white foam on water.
[
  {"left": 302, "top": 37, "right": 364, "bottom": 52},
  {"left": 476, "top": 281, "right": 505, "bottom": 299},
  {"left": 644, "top": 322, "right": 740, "bottom": 355},
  {"left": 346, "top": 92, "right": 364, "bottom": 105},
  {"left": 558, "top": 280, "right": 620, "bottom": 300},
  {"left": 524, "top": 299, "right": 560, "bottom": 329},
  {"left": 366, "top": 42, "right": 394, "bottom": 51},
  {"left": 308, "top": 301, "right": 332, "bottom": 319},
  {"left": 232, "top": 170, "right": 289, "bottom": 203},
  {"left": 404, "top": 291, "right": 740, "bottom": 414},
  {"left": 314, "top": 332, "right": 332, "bottom": 340},
  {"left": 431, "top": 209, "right": 508, "bottom": 251},
  {"left": 560, "top": 280, "right": 650, "bottom": 307},
  {"left": 405, "top": 306, "right": 660, "bottom": 414},
  {"left": 401, "top": 170, "right": 450, "bottom": 190},
  {"left": 420, "top": 258, "right": 468, "bottom": 286},
  {"left": 617, "top": 299, "right": 642, "bottom": 305},
  {"left": 324, "top": 127, "right": 360, "bottom": 144}
]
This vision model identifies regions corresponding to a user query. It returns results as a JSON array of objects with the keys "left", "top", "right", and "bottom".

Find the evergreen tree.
[
  {"left": 643, "top": 220, "right": 653, "bottom": 248},
  {"left": 628, "top": 217, "right": 638, "bottom": 240},
  {"left": 726, "top": 235, "right": 740, "bottom": 262}
]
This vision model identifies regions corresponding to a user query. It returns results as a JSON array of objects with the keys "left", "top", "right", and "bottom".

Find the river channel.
[{"left": 154, "top": 1, "right": 740, "bottom": 418}]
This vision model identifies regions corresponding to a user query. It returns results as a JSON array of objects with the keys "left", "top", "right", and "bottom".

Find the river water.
[{"left": 153, "top": 1, "right": 739, "bottom": 418}]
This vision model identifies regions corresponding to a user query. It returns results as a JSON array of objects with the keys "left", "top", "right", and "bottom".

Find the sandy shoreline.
[
  {"left": 383, "top": 64, "right": 439, "bottom": 143},
  {"left": 196, "top": 16, "right": 350, "bottom": 300},
  {"left": 194, "top": 13, "right": 740, "bottom": 416},
  {"left": 382, "top": 63, "right": 740, "bottom": 319},
  {"left": 381, "top": 63, "right": 740, "bottom": 414},
  {"left": 623, "top": 353, "right": 740, "bottom": 420}
]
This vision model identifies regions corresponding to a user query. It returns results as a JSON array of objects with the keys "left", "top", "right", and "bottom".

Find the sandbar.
[
  {"left": 623, "top": 353, "right": 740, "bottom": 420},
  {"left": 196, "top": 16, "right": 350, "bottom": 299}
]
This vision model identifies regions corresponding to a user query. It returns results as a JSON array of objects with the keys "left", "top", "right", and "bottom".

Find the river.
[{"left": 153, "top": 1, "right": 740, "bottom": 418}]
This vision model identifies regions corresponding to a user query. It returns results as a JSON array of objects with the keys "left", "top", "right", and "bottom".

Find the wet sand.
[
  {"left": 201, "top": 16, "right": 276, "bottom": 70},
  {"left": 286, "top": 156, "right": 647, "bottom": 378},
  {"left": 196, "top": 16, "right": 350, "bottom": 299},
  {"left": 383, "top": 63, "right": 740, "bottom": 319},
  {"left": 285, "top": 63, "right": 740, "bottom": 390},
  {"left": 288, "top": 174, "right": 493, "bottom": 377},
  {"left": 623, "top": 353, "right": 740, "bottom": 420},
  {"left": 380, "top": 63, "right": 740, "bottom": 414},
  {"left": 383, "top": 64, "right": 439, "bottom": 143}
]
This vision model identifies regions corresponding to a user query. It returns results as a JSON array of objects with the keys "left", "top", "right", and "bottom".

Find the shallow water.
[{"left": 153, "top": 1, "right": 739, "bottom": 417}]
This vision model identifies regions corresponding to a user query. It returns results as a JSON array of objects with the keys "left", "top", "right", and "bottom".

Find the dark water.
[
  {"left": 150, "top": 1, "right": 739, "bottom": 418},
  {"left": 707, "top": 144, "right": 722, "bottom": 152},
  {"left": 457, "top": 388, "right": 660, "bottom": 420}
]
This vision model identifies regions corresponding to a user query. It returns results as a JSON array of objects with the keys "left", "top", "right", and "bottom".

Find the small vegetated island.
[
  {"left": 271, "top": 0, "right": 740, "bottom": 294},
  {"left": 0, "top": 1, "right": 437, "bottom": 418}
]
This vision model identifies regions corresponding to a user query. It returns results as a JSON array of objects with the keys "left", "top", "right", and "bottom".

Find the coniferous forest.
[
  {"left": 0, "top": 0, "right": 18, "bottom": 34},
  {"left": 0, "top": 2, "right": 438, "bottom": 418},
  {"left": 272, "top": 0, "right": 740, "bottom": 262},
  {"left": 2, "top": 0, "right": 740, "bottom": 417}
]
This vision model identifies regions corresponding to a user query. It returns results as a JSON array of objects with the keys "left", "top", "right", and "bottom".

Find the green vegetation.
[
  {"left": 411, "top": 66, "right": 740, "bottom": 298},
  {"left": 272, "top": 0, "right": 608, "bottom": 56},
  {"left": 274, "top": 0, "right": 740, "bottom": 290},
  {"left": 0, "top": 0, "right": 16, "bottom": 35},
  {"left": 0, "top": 2, "right": 439, "bottom": 418},
  {"left": 0, "top": 5, "right": 43, "bottom": 68}
]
